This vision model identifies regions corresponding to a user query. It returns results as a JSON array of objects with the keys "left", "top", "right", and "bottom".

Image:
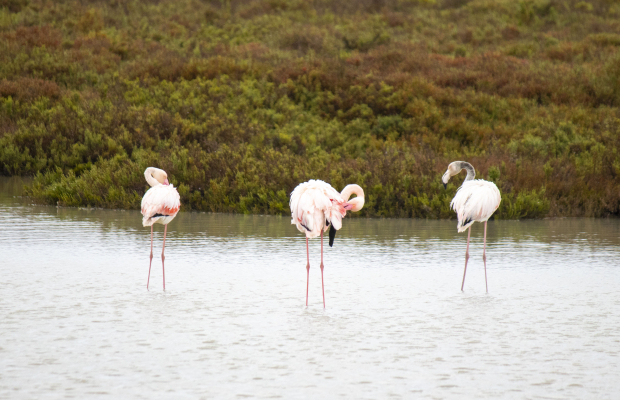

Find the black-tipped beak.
[{"left": 443, "top": 182, "right": 447, "bottom": 189}]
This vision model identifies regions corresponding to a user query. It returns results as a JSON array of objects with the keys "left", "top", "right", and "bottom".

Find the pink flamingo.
[
  {"left": 141, "top": 167, "right": 180, "bottom": 291},
  {"left": 442, "top": 161, "right": 501, "bottom": 293},
  {"left": 290, "top": 180, "right": 365, "bottom": 307}
]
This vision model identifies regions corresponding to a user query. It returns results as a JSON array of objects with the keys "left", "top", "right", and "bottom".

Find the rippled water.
[{"left": 1, "top": 177, "right": 619, "bottom": 399}]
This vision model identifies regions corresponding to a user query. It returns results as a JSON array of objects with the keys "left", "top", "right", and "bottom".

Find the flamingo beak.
[
  {"left": 164, "top": 179, "right": 170, "bottom": 186},
  {"left": 443, "top": 183, "right": 447, "bottom": 189},
  {"left": 344, "top": 203, "right": 353, "bottom": 210}
]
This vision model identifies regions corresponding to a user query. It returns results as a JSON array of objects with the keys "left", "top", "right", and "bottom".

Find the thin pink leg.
[
  {"left": 320, "top": 230, "right": 325, "bottom": 308},
  {"left": 147, "top": 225, "right": 153, "bottom": 290},
  {"left": 306, "top": 236, "right": 310, "bottom": 307},
  {"left": 162, "top": 224, "right": 167, "bottom": 291},
  {"left": 461, "top": 226, "right": 471, "bottom": 292},
  {"left": 483, "top": 221, "right": 488, "bottom": 293}
]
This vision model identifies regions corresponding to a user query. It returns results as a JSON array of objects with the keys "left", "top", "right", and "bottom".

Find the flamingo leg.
[
  {"left": 320, "top": 230, "right": 325, "bottom": 308},
  {"left": 147, "top": 225, "right": 154, "bottom": 290},
  {"left": 461, "top": 226, "right": 471, "bottom": 292},
  {"left": 483, "top": 221, "right": 488, "bottom": 293},
  {"left": 305, "top": 236, "right": 310, "bottom": 307},
  {"left": 162, "top": 224, "right": 167, "bottom": 291}
]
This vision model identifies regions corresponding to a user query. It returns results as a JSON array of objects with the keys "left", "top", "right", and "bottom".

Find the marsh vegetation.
[{"left": 1, "top": 0, "right": 620, "bottom": 218}]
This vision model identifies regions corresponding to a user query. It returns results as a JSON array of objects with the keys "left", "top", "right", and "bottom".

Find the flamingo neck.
[
  {"left": 144, "top": 168, "right": 162, "bottom": 187},
  {"left": 459, "top": 162, "right": 476, "bottom": 183}
]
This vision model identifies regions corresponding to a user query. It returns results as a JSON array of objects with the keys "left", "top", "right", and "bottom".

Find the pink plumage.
[
  {"left": 289, "top": 179, "right": 348, "bottom": 239},
  {"left": 141, "top": 184, "right": 181, "bottom": 227}
]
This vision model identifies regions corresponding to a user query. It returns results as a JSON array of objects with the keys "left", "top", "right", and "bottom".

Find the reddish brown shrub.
[
  {"left": 4, "top": 26, "right": 62, "bottom": 49},
  {"left": 502, "top": 26, "right": 521, "bottom": 40},
  {"left": 0, "top": 77, "right": 61, "bottom": 101},
  {"left": 382, "top": 11, "right": 406, "bottom": 27}
]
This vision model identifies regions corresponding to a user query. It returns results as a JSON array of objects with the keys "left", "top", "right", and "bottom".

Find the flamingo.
[
  {"left": 141, "top": 167, "right": 180, "bottom": 291},
  {"left": 290, "top": 180, "right": 365, "bottom": 307},
  {"left": 442, "top": 161, "right": 501, "bottom": 293}
]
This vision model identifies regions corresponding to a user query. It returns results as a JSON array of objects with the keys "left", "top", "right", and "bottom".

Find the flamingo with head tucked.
[
  {"left": 290, "top": 180, "right": 365, "bottom": 307},
  {"left": 442, "top": 161, "right": 501, "bottom": 293},
  {"left": 141, "top": 167, "right": 180, "bottom": 291}
]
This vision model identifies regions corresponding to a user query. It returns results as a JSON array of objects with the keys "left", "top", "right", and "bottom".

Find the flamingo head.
[
  {"left": 443, "top": 161, "right": 476, "bottom": 188},
  {"left": 442, "top": 161, "right": 462, "bottom": 189},
  {"left": 145, "top": 167, "right": 170, "bottom": 186}
]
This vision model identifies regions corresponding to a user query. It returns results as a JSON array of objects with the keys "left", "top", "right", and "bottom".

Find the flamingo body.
[
  {"left": 451, "top": 180, "right": 501, "bottom": 233},
  {"left": 290, "top": 179, "right": 348, "bottom": 239},
  {"left": 141, "top": 185, "right": 181, "bottom": 227}
]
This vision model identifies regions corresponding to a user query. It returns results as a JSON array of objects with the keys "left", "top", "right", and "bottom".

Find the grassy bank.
[{"left": 1, "top": 0, "right": 620, "bottom": 218}]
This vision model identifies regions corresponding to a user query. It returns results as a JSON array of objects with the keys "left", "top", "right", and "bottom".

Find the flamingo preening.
[
  {"left": 290, "top": 180, "right": 365, "bottom": 307},
  {"left": 442, "top": 161, "right": 501, "bottom": 293},
  {"left": 141, "top": 167, "right": 180, "bottom": 291}
]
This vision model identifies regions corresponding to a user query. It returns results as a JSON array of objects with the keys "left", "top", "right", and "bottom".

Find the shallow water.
[{"left": 1, "top": 177, "right": 619, "bottom": 399}]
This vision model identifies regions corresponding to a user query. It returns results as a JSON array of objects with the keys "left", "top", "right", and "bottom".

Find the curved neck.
[
  {"left": 341, "top": 184, "right": 364, "bottom": 202},
  {"left": 144, "top": 168, "right": 161, "bottom": 187},
  {"left": 459, "top": 162, "right": 475, "bottom": 183},
  {"left": 341, "top": 184, "right": 365, "bottom": 212}
]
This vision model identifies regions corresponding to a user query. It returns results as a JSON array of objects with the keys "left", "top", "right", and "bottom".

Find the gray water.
[{"left": 1, "top": 177, "right": 619, "bottom": 399}]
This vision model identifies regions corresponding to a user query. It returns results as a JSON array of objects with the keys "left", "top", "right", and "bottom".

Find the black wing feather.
[{"left": 329, "top": 224, "right": 337, "bottom": 247}]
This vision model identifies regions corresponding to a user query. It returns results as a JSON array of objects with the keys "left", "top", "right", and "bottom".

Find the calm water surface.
[{"left": 1, "top": 177, "right": 619, "bottom": 399}]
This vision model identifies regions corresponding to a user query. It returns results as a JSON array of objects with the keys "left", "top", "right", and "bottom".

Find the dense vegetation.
[{"left": 1, "top": 0, "right": 620, "bottom": 218}]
